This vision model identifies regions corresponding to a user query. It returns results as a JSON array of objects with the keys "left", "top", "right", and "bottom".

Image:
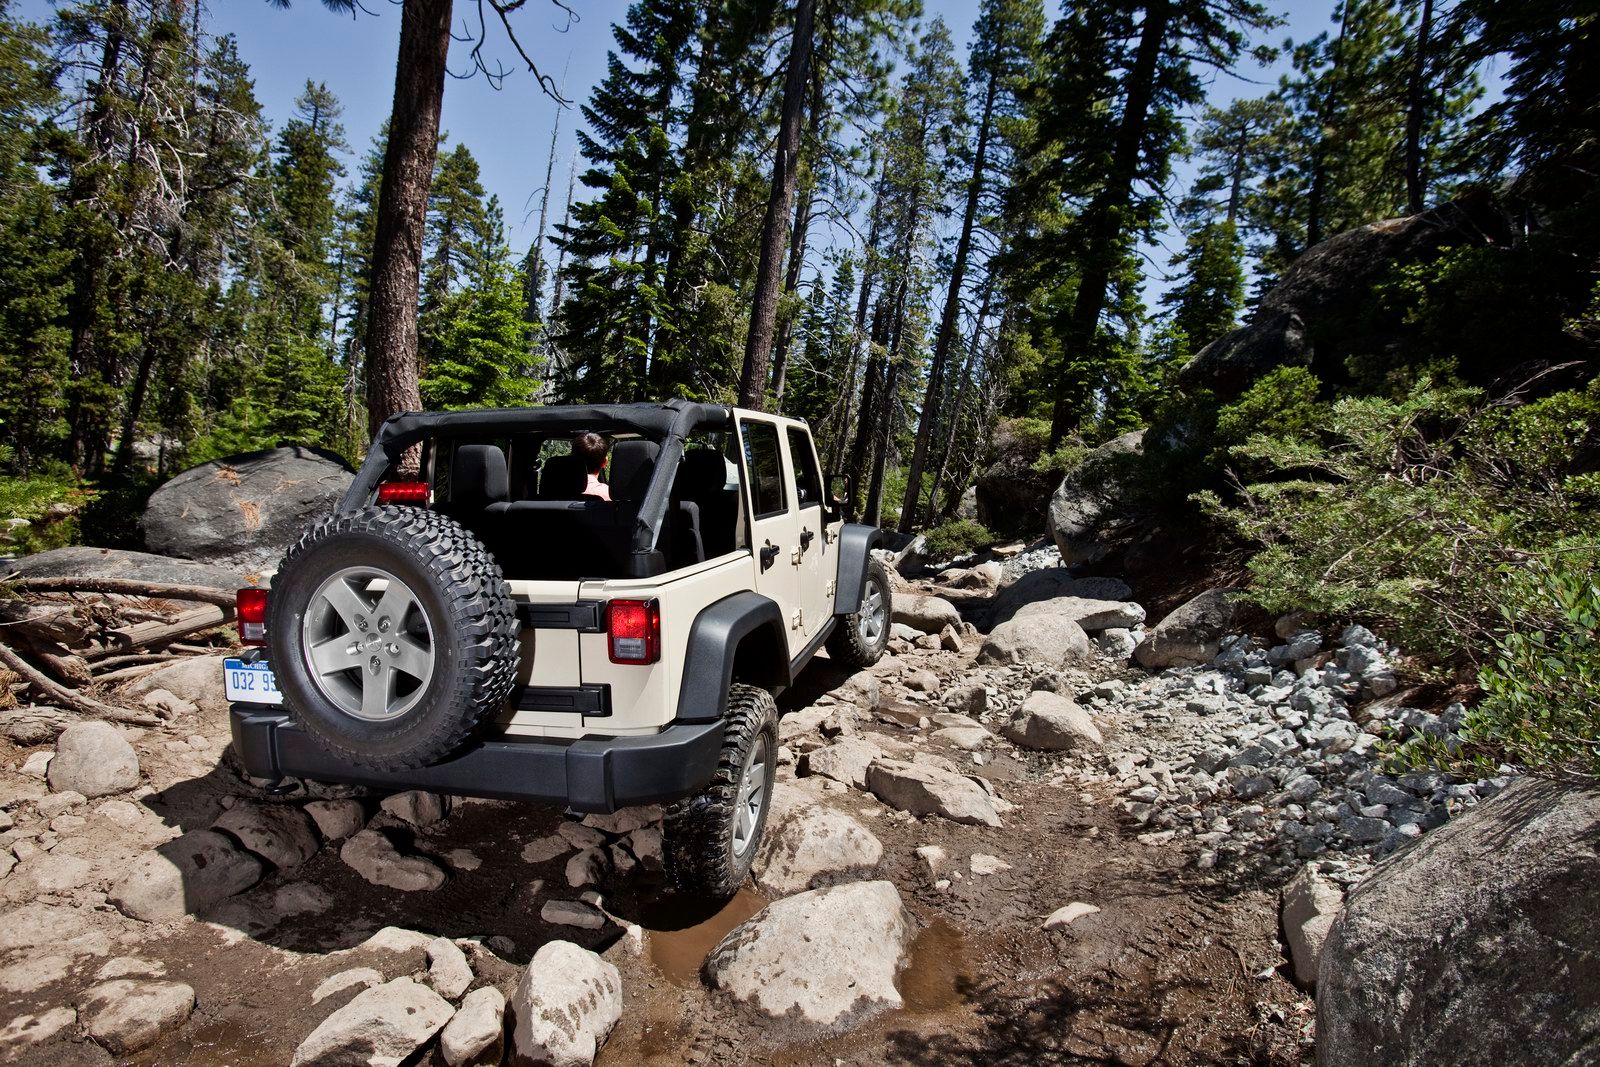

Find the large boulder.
[
  {"left": 1317, "top": 778, "right": 1600, "bottom": 1067},
  {"left": 755, "top": 806, "right": 883, "bottom": 894},
  {"left": 78, "top": 979, "right": 195, "bottom": 1054},
  {"left": 292, "top": 977, "right": 453, "bottom": 1066},
  {"left": 47, "top": 721, "right": 140, "bottom": 798},
  {"left": 1002, "top": 690, "right": 1103, "bottom": 751},
  {"left": 1281, "top": 865, "right": 1344, "bottom": 989},
  {"left": 143, "top": 445, "right": 353, "bottom": 576},
  {"left": 110, "top": 829, "right": 265, "bottom": 922},
  {"left": 125, "top": 654, "right": 230, "bottom": 720},
  {"left": 987, "top": 569, "right": 1133, "bottom": 628},
  {"left": 866, "top": 759, "right": 1001, "bottom": 827},
  {"left": 704, "top": 881, "right": 914, "bottom": 1029},
  {"left": 7, "top": 545, "right": 247, "bottom": 589},
  {"left": 1181, "top": 193, "right": 1512, "bottom": 401},
  {"left": 978, "top": 613, "right": 1091, "bottom": 668},
  {"left": 1133, "top": 588, "right": 1240, "bottom": 669},
  {"left": 1048, "top": 430, "right": 1145, "bottom": 566},
  {"left": 212, "top": 802, "right": 321, "bottom": 869},
  {"left": 891, "top": 594, "right": 962, "bottom": 635},
  {"left": 973, "top": 419, "right": 1059, "bottom": 537},
  {"left": 1014, "top": 595, "right": 1144, "bottom": 633},
  {"left": 508, "top": 940, "right": 621, "bottom": 1067}
]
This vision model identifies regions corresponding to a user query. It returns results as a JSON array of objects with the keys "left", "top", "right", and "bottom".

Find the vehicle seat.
[
  {"left": 677, "top": 448, "right": 739, "bottom": 558},
  {"left": 609, "top": 439, "right": 659, "bottom": 502},
  {"left": 538, "top": 453, "right": 587, "bottom": 499},
  {"left": 437, "top": 444, "right": 510, "bottom": 558}
]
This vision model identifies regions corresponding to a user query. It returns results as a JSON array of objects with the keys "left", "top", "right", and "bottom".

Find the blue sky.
[{"left": 18, "top": 1, "right": 1389, "bottom": 301}]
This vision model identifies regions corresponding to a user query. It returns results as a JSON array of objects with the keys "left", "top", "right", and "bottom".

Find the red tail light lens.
[
  {"left": 607, "top": 599, "right": 660, "bottom": 664},
  {"left": 237, "top": 588, "right": 268, "bottom": 646},
  {"left": 378, "top": 481, "right": 430, "bottom": 505}
]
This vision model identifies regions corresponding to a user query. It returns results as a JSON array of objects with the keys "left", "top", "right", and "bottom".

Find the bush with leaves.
[
  {"left": 0, "top": 471, "right": 96, "bottom": 554},
  {"left": 921, "top": 518, "right": 994, "bottom": 561},
  {"left": 1199, "top": 378, "right": 1600, "bottom": 663}
]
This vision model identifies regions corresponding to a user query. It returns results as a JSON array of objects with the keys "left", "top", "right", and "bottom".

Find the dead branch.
[
  {"left": 4, "top": 577, "right": 241, "bottom": 609},
  {"left": 0, "top": 640, "right": 159, "bottom": 726}
]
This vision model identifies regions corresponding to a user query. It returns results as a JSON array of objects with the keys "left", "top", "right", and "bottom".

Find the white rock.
[
  {"left": 0, "top": 1006, "right": 76, "bottom": 1050},
  {"left": 312, "top": 967, "right": 384, "bottom": 1005},
  {"left": 1282, "top": 865, "right": 1343, "bottom": 988},
  {"left": 379, "top": 790, "right": 447, "bottom": 828},
  {"left": 931, "top": 725, "right": 992, "bottom": 750},
  {"left": 915, "top": 845, "right": 949, "bottom": 879},
  {"left": 704, "top": 881, "right": 914, "bottom": 1028},
  {"left": 0, "top": 953, "right": 71, "bottom": 993},
  {"left": 1003, "top": 690, "right": 1103, "bottom": 751},
  {"left": 427, "top": 936, "right": 474, "bottom": 1000},
  {"left": 359, "top": 926, "right": 436, "bottom": 956},
  {"left": 509, "top": 941, "right": 621, "bottom": 1067},
  {"left": 340, "top": 829, "right": 446, "bottom": 892},
  {"left": 580, "top": 804, "right": 660, "bottom": 835},
  {"left": 273, "top": 881, "right": 335, "bottom": 916},
  {"left": 801, "top": 737, "right": 883, "bottom": 790},
  {"left": 892, "top": 594, "right": 962, "bottom": 634},
  {"left": 95, "top": 957, "right": 165, "bottom": 980},
  {"left": 969, "top": 853, "right": 1012, "bottom": 876},
  {"left": 45, "top": 721, "right": 140, "bottom": 798},
  {"left": 565, "top": 847, "right": 607, "bottom": 888},
  {"left": 304, "top": 799, "right": 366, "bottom": 840},
  {"left": 1044, "top": 902, "right": 1101, "bottom": 928},
  {"left": 520, "top": 834, "right": 569, "bottom": 863},
  {"left": 755, "top": 806, "right": 883, "bottom": 894},
  {"left": 555, "top": 821, "right": 608, "bottom": 851},
  {"left": 110, "top": 829, "right": 264, "bottom": 922},
  {"left": 78, "top": 978, "right": 195, "bottom": 1054},
  {"left": 867, "top": 760, "right": 1002, "bottom": 827},
  {"left": 292, "top": 976, "right": 453, "bottom": 1066},
  {"left": 213, "top": 801, "right": 320, "bottom": 869},
  {"left": 12, "top": 851, "right": 95, "bottom": 894},
  {"left": 440, "top": 986, "right": 505, "bottom": 1066}
]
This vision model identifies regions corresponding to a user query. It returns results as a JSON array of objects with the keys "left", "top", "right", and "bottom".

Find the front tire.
[
  {"left": 663, "top": 683, "right": 778, "bottom": 898},
  {"left": 825, "top": 557, "right": 892, "bottom": 669}
]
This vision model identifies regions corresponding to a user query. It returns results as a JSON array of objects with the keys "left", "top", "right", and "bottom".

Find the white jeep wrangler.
[{"left": 227, "top": 401, "right": 891, "bottom": 896}]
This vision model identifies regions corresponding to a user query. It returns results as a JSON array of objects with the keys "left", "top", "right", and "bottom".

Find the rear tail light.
[
  {"left": 377, "top": 480, "right": 430, "bottom": 505},
  {"left": 237, "top": 588, "right": 268, "bottom": 646},
  {"left": 607, "top": 599, "right": 660, "bottom": 664}
]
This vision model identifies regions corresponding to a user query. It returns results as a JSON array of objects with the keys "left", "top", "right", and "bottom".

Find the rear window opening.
[{"left": 393, "top": 429, "right": 749, "bottom": 581}]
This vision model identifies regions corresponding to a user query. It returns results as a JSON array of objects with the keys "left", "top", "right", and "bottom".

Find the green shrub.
[
  {"left": 1211, "top": 366, "right": 1326, "bottom": 466},
  {"left": 922, "top": 518, "right": 993, "bottom": 561},
  {"left": 0, "top": 473, "right": 96, "bottom": 555},
  {"left": 1199, "top": 379, "right": 1600, "bottom": 663}
]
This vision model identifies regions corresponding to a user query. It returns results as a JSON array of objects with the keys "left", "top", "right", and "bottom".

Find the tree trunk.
[
  {"left": 1049, "top": 0, "right": 1172, "bottom": 446},
  {"left": 828, "top": 155, "right": 889, "bottom": 473},
  {"left": 737, "top": 0, "right": 816, "bottom": 410},
  {"left": 1305, "top": 0, "right": 1353, "bottom": 252},
  {"left": 897, "top": 72, "right": 997, "bottom": 533},
  {"left": 768, "top": 175, "right": 813, "bottom": 409},
  {"left": 925, "top": 263, "right": 998, "bottom": 525},
  {"left": 363, "top": 0, "right": 451, "bottom": 437},
  {"left": 1403, "top": 0, "right": 1434, "bottom": 215}
]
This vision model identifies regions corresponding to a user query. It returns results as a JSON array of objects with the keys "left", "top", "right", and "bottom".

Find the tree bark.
[
  {"left": 737, "top": 0, "right": 816, "bottom": 410},
  {"left": 898, "top": 72, "right": 997, "bottom": 533},
  {"left": 1403, "top": 0, "right": 1434, "bottom": 215},
  {"left": 363, "top": 0, "right": 452, "bottom": 437},
  {"left": 1049, "top": 0, "right": 1172, "bottom": 446},
  {"left": 925, "top": 264, "right": 998, "bottom": 525},
  {"left": 768, "top": 175, "right": 813, "bottom": 409}
]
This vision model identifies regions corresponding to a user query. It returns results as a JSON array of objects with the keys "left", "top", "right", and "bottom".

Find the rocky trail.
[{"left": 0, "top": 541, "right": 1503, "bottom": 1066}]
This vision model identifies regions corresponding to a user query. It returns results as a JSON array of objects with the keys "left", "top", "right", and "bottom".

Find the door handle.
[
  {"left": 799, "top": 528, "right": 815, "bottom": 553},
  {"left": 760, "top": 541, "right": 780, "bottom": 571}
]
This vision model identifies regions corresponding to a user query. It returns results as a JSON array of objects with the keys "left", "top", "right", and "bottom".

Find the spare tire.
[{"left": 266, "top": 505, "right": 519, "bottom": 769}]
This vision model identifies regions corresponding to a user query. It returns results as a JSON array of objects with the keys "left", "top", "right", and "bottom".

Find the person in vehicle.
[{"left": 575, "top": 431, "right": 611, "bottom": 501}]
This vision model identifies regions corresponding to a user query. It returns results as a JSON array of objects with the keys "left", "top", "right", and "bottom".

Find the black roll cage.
[{"left": 340, "top": 399, "right": 735, "bottom": 578}]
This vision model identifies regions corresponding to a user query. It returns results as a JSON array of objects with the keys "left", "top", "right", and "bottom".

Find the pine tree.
[
  {"left": 1161, "top": 219, "right": 1246, "bottom": 353},
  {"left": 419, "top": 141, "right": 489, "bottom": 371}
]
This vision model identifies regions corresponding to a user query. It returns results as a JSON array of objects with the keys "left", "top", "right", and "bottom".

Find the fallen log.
[
  {"left": 80, "top": 605, "right": 230, "bottom": 659},
  {"left": 0, "top": 639, "right": 159, "bottom": 725},
  {"left": 4, "top": 577, "right": 241, "bottom": 609}
]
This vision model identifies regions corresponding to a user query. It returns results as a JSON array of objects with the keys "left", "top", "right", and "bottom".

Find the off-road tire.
[
  {"left": 663, "top": 683, "right": 778, "bottom": 898},
  {"left": 267, "top": 505, "right": 519, "bottom": 770},
  {"left": 825, "top": 557, "right": 892, "bottom": 669}
]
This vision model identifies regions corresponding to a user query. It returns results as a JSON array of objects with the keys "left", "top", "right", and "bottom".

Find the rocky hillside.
[{"left": 3, "top": 531, "right": 1570, "bottom": 1066}]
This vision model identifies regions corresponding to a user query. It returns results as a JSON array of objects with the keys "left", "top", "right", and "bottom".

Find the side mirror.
[{"left": 826, "top": 473, "right": 853, "bottom": 521}]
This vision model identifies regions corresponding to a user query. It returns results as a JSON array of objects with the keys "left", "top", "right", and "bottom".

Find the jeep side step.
[{"left": 229, "top": 707, "right": 725, "bottom": 814}]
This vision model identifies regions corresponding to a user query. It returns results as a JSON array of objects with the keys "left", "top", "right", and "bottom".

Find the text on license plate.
[{"left": 223, "top": 658, "right": 283, "bottom": 705}]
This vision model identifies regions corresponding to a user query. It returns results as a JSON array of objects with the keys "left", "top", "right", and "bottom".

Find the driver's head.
[{"left": 574, "top": 431, "right": 609, "bottom": 475}]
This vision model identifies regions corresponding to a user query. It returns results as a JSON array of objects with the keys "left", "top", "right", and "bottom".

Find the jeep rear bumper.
[{"left": 229, "top": 707, "right": 724, "bottom": 814}]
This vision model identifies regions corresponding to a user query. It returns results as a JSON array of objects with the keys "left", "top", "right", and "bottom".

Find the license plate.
[{"left": 224, "top": 658, "right": 283, "bottom": 705}]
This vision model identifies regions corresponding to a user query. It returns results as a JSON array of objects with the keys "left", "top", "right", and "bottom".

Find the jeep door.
[
  {"left": 784, "top": 425, "right": 833, "bottom": 645},
  {"left": 736, "top": 416, "right": 804, "bottom": 658}
]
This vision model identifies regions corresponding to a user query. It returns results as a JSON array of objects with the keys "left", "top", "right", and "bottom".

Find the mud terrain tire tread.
[
  {"left": 267, "top": 505, "right": 519, "bottom": 770},
  {"left": 662, "top": 683, "right": 778, "bottom": 897},
  {"left": 825, "top": 557, "right": 891, "bottom": 669}
]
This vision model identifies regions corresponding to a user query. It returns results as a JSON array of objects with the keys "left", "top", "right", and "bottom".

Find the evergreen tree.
[
  {"left": 1161, "top": 219, "right": 1246, "bottom": 353},
  {"left": 419, "top": 141, "right": 490, "bottom": 371}
]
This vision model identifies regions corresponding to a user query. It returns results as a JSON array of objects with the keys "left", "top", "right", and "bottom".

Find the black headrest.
[
  {"left": 680, "top": 448, "right": 729, "bottom": 496},
  {"left": 450, "top": 444, "right": 508, "bottom": 510},
  {"left": 539, "top": 453, "right": 587, "bottom": 499},
  {"left": 609, "top": 439, "right": 660, "bottom": 502}
]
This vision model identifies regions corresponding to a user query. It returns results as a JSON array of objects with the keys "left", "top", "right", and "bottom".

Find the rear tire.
[
  {"left": 825, "top": 557, "right": 891, "bottom": 669},
  {"left": 663, "top": 683, "right": 778, "bottom": 898},
  {"left": 267, "top": 505, "right": 519, "bottom": 770}
]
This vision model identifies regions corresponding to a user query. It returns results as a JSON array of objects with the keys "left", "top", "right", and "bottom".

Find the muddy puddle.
[
  {"left": 641, "top": 884, "right": 770, "bottom": 984},
  {"left": 898, "top": 917, "right": 974, "bottom": 1014}
]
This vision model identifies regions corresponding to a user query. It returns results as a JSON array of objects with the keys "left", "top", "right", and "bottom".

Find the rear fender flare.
[
  {"left": 675, "top": 591, "right": 789, "bottom": 724},
  {"left": 833, "top": 523, "right": 885, "bottom": 616}
]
